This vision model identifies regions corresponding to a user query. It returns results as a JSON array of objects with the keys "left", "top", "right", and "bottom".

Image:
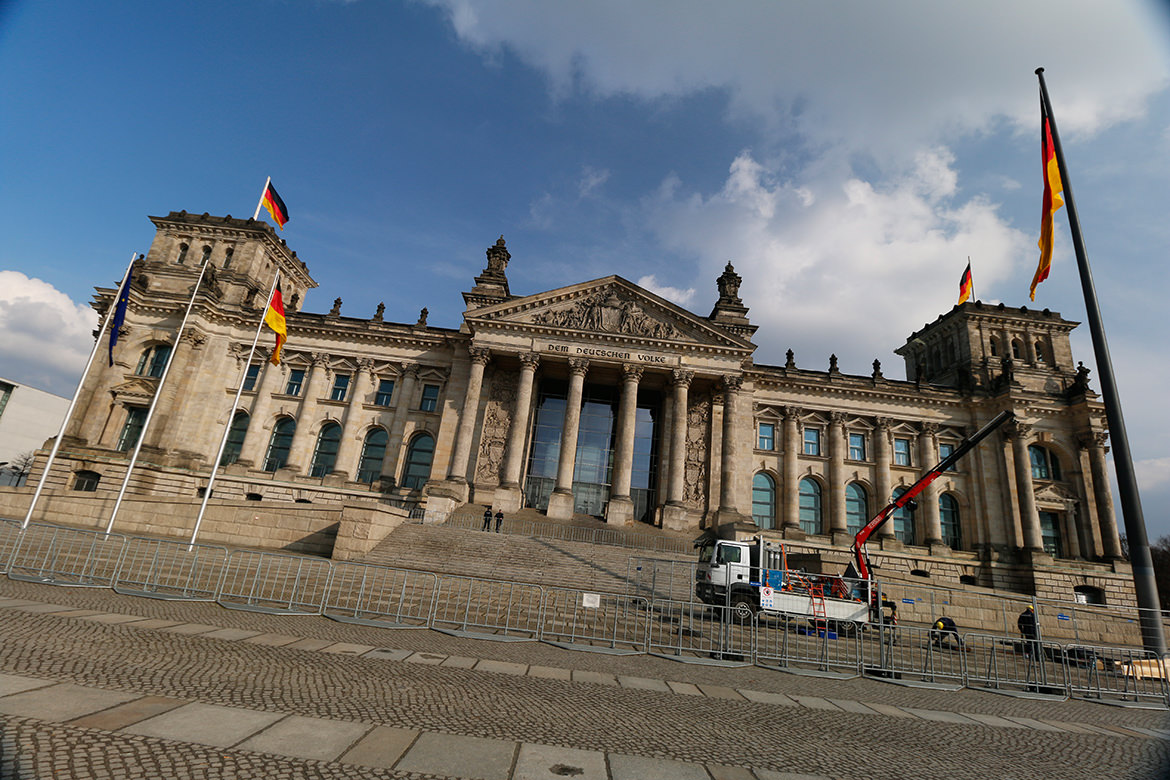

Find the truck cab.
[{"left": 695, "top": 538, "right": 754, "bottom": 609}]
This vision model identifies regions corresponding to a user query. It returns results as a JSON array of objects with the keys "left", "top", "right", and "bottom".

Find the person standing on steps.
[
  {"left": 482, "top": 507, "right": 492, "bottom": 532},
  {"left": 495, "top": 509, "right": 504, "bottom": 532}
]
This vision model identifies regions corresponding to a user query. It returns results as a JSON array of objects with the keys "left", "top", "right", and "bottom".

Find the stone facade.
[{"left": 9, "top": 211, "right": 1135, "bottom": 607}]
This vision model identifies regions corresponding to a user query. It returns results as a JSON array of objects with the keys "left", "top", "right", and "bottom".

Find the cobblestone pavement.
[{"left": 0, "top": 578, "right": 1168, "bottom": 780}]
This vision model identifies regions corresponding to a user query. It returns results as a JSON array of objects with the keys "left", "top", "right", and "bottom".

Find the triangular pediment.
[
  {"left": 467, "top": 276, "right": 753, "bottom": 352},
  {"left": 110, "top": 377, "right": 160, "bottom": 404}
]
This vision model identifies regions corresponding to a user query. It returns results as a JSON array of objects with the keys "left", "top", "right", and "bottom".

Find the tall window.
[
  {"left": 310, "top": 422, "right": 342, "bottom": 477},
  {"left": 330, "top": 374, "right": 350, "bottom": 402},
  {"left": 374, "top": 379, "right": 395, "bottom": 406},
  {"left": 220, "top": 411, "right": 250, "bottom": 466},
  {"left": 1034, "top": 340, "right": 1047, "bottom": 363},
  {"left": 798, "top": 478, "right": 822, "bottom": 535},
  {"left": 893, "top": 438, "right": 912, "bottom": 467},
  {"left": 989, "top": 336, "right": 1000, "bottom": 357},
  {"left": 845, "top": 482, "right": 868, "bottom": 535},
  {"left": 263, "top": 418, "right": 295, "bottom": 472},
  {"left": 1039, "top": 511, "right": 1062, "bottom": 556},
  {"left": 420, "top": 384, "right": 439, "bottom": 412},
  {"left": 401, "top": 433, "right": 435, "bottom": 489},
  {"left": 758, "top": 422, "right": 775, "bottom": 451},
  {"left": 848, "top": 433, "right": 866, "bottom": 461},
  {"left": 284, "top": 369, "right": 305, "bottom": 396},
  {"left": 1011, "top": 339, "right": 1023, "bottom": 359},
  {"left": 357, "top": 428, "right": 388, "bottom": 484},
  {"left": 242, "top": 364, "right": 261, "bottom": 392},
  {"left": 940, "top": 494, "right": 961, "bottom": 549},
  {"left": 176, "top": 243, "right": 188, "bottom": 264},
  {"left": 135, "top": 345, "right": 172, "bottom": 378},
  {"left": 200, "top": 245, "right": 212, "bottom": 265},
  {"left": 223, "top": 247, "right": 234, "bottom": 269},
  {"left": 1029, "top": 445, "right": 1061, "bottom": 480},
  {"left": 117, "top": 407, "right": 148, "bottom": 452},
  {"left": 752, "top": 473, "right": 776, "bottom": 529},
  {"left": 803, "top": 428, "right": 822, "bottom": 456},
  {"left": 938, "top": 442, "right": 956, "bottom": 471},
  {"left": 0, "top": 381, "right": 12, "bottom": 420},
  {"left": 892, "top": 487, "right": 916, "bottom": 543}
]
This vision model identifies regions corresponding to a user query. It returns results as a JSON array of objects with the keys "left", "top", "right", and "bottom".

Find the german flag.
[
  {"left": 261, "top": 180, "right": 289, "bottom": 230},
  {"left": 264, "top": 281, "right": 287, "bottom": 365},
  {"left": 957, "top": 261, "right": 973, "bottom": 305},
  {"left": 1031, "top": 103, "right": 1064, "bottom": 301}
]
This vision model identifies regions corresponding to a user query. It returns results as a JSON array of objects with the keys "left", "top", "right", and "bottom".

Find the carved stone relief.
[
  {"left": 526, "top": 286, "right": 683, "bottom": 340},
  {"left": 474, "top": 369, "right": 518, "bottom": 484},
  {"left": 684, "top": 393, "right": 711, "bottom": 507}
]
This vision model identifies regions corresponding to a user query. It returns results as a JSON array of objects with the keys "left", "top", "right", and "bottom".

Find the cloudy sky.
[{"left": 1, "top": 1, "right": 1168, "bottom": 534}]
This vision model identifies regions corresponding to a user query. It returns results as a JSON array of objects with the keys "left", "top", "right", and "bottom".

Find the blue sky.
[{"left": 1, "top": 1, "right": 1168, "bottom": 536}]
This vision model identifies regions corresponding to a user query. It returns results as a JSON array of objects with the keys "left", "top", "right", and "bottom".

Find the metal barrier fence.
[
  {"left": 8, "top": 523, "right": 126, "bottom": 588},
  {"left": 217, "top": 549, "right": 333, "bottom": 615},
  {"left": 0, "top": 518, "right": 22, "bottom": 575},
  {"left": 539, "top": 589, "right": 650, "bottom": 654},
  {"left": 755, "top": 612, "right": 862, "bottom": 679},
  {"left": 440, "top": 510, "right": 693, "bottom": 555},
  {"left": 323, "top": 562, "right": 438, "bottom": 629},
  {"left": 963, "top": 632, "right": 1070, "bottom": 700},
  {"left": 626, "top": 557, "right": 696, "bottom": 602},
  {"left": 647, "top": 599, "right": 752, "bottom": 667},
  {"left": 431, "top": 575, "right": 544, "bottom": 641},
  {"left": 113, "top": 537, "right": 229, "bottom": 601},
  {"left": 1063, "top": 643, "right": 1170, "bottom": 709},
  {"left": 861, "top": 623, "right": 965, "bottom": 690}
]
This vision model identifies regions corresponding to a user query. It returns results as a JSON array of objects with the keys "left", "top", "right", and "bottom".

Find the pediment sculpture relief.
[{"left": 526, "top": 288, "right": 683, "bottom": 340}]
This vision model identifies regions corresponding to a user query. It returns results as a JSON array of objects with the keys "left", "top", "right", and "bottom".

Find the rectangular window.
[
  {"left": 939, "top": 442, "right": 956, "bottom": 471},
  {"left": 894, "top": 438, "right": 912, "bottom": 467},
  {"left": 330, "top": 373, "right": 350, "bottom": 402},
  {"left": 420, "top": 384, "right": 439, "bottom": 412},
  {"left": 242, "top": 364, "right": 261, "bottom": 392},
  {"left": 758, "top": 422, "right": 774, "bottom": 451},
  {"left": 848, "top": 433, "right": 866, "bottom": 461},
  {"left": 375, "top": 379, "right": 395, "bottom": 407},
  {"left": 0, "top": 381, "right": 12, "bottom": 420},
  {"left": 285, "top": 369, "right": 305, "bottom": 396},
  {"left": 803, "top": 428, "right": 821, "bottom": 456},
  {"left": 116, "top": 407, "right": 148, "bottom": 452}
]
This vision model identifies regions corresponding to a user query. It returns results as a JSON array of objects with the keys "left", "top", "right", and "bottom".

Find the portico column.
[
  {"left": 237, "top": 350, "right": 282, "bottom": 468},
  {"left": 446, "top": 346, "right": 492, "bottom": 485},
  {"left": 1088, "top": 431, "right": 1123, "bottom": 559},
  {"left": 918, "top": 423, "right": 943, "bottom": 546},
  {"left": 716, "top": 375, "right": 744, "bottom": 521},
  {"left": 605, "top": 364, "right": 644, "bottom": 526},
  {"left": 828, "top": 412, "right": 848, "bottom": 537},
  {"left": 286, "top": 352, "right": 330, "bottom": 472},
  {"left": 873, "top": 418, "right": 894, "bottom": 540},
  {"left": 381, "top": 363, "right": 419, "bottom": 484},
  {"left": 782, "top": 406, "right": 801, "bottom": 530},
  {"left": 1008, "top": 420, "right": 1044, "bottom": 551},
  {"left": 661, "top": 369, "right": 693, "bottom": 531},
  {"left": 495, "top": 353, "right": 540, "bottom": 513},
  {"left": 333, "top": 358, "right": 375, "bottom": 479},
  {"left": 547, "top": 358, "right": 589, "bottom": 520}
]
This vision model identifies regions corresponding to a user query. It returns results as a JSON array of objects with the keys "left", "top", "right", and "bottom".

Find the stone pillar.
[
  {"left": 1008, "top": 420, "right": 1043, "bottom": 551},
  {"left": 715, "top": 375, "right": 745, "bottom": 524},
  {"left": 285, "top": 353, "right": 331, "bottom": 473},
  {"left": 918, "top": 423, "right": 942, "bottom": 546},
  {"left": 1087, "top": 432, "right": 1123, "bottom": 559},
  {"left": 828, "top": 411, "right": 848, "bottom": 538},
  {"left": 150, "top": 330, "right": 207, "bottom": 449},
  {"left": 446, "top": 346, "right": 492, "bottom": 486},
  {"left": 1074, "top": 435, "right": 1105, "bottom": 560},
  {"left": 1062, "top": 500, "right": 1083, "bottom": 560},
  {"left": 381, "top": 363, "right": 420, "bottom": 485},
  {"left": 496, "top": 353, "right": 540, "bottom": 513},
  {"left": 547, "top": 358, "right": 589, "bottom": 520},
  {"left": 873, "top": 418, "right": 894, "bottom": 540},
  {"left": 605, "top": 364, "right": 644, "bottom": 526},
  {"left": 782, "top": 406, "right": 801, "bottom": 530},
  {"left": 237, "top": 352, "right": 283, "bottom": 468},
  {"left": 333, "top": 358, "right": 375, "bottom": 479},
  {"left": 662, "top": 369, "right": 694, "bottom": 531}
]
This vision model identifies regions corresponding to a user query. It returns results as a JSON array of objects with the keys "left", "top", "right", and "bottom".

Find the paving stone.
[
  {"left": 961, "top": 712, "right": 1030, "bottom": 728},
  {"left": 1000, "top": 716, "right": 1070, "bottom": 732},
  {"left": 122, "top": 702, "right": 285, "bottom": 747},
  {"left": 440, "top": 654, "right": 479, "bottom": 669},
  {"left": 0, "top": 673, "right": 55, "bottom": 697},
  {"left": 0, "top": 599, "right": 38, "bottom": 607},
  {"left": 243, "top": 632, "right": 302, "bottom": 646},
  {"left": 528, "top": 665, "right": 572, "bottom": 681},
  {"left": 201, "top": 627, "right": 263, "bottom": 641},
  {"left": 1038, "top": 719, "right": 1104, "bottom": 735},
  {"left": 609, "top": 752, "right": 711, "bottom": 780},
  {"left": 666, "top": 681, "right": 703, "bottom": 696},
  {"left": 618, "top": 676, "right": 672, "bottom": 692},
  {"left": 320, "top": 642, "right": 376, "bottom": 655},
  {"left": 362, "top": 647, "right": 413, "bottom": 661},
  {"left": 79, "top": 612, "right": 147, "bottom": 624},
  {"left": 53, "top": 609, "right": 106, "bottom": 617},
  {"left": 901, "top": 707, "right": 980, "bottom": 725},
  {"left": 1088, "top": 722, "right": 1153, "bottom": 739},
  {"left": 790, "top": 695, "right": 841, "bottom": 711},
  {"left": 14, "top": 603, "right": 72, "bottom": 613},
  {"left": 755, "top": 770, "right": 834, "bottom": 780},
  {"left": 0, "top": 683, "right": 139, "bottom": 722},
  {"left": 122, "top": 618, "right": 182, "bottom": 630},
  {"left": 395, "top": 731, "right": 517, "bottom": 780},
  {"left": 338, "top": 724, "right": 419, "bottom": 768},
  {"left": 697, "top": 684, "right": 745, "bottom": 700},
  {"left": 163, "top": 623, "right": 221, "bottom": 635},
  {"left": 571, "top": 669, "right": 617, "bottom": 686},
  {"left": 825, "top": 698, "right": 878, "bottom": 715},
  {"left": 738, "top": 689, "right": 798, "bottom": 707},
  {"left": 478, "top": 659, "right": 529, "bottom": 676},
  {"left": 863, "top": 702, "right": 920, "bottom": 719},
  {"left": 406, "top": 651, "right": 448, "bottom": 665},
  {"left": 707, "top": 763, "right": 756, "bottom": 780},
  {"left": 68, "top": 696, "right": 186, "bottom": 730},
  {"left": 513, "top": 742, "right": 608, "bottom": 780},
  {"left": 286, "top": 637, "right": 334, "bottom": 651},
  {"left": 236, "top": 714, "right": 371, "bottom": 761}
]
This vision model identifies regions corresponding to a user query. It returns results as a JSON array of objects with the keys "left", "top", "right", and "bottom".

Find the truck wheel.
[{"left": 730, "top": 595, "right": 756, "bottom": 621}]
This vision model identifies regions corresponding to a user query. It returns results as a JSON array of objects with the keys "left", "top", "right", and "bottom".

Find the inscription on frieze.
[{"left": 537, "top": 341, "right": 680, "bottom": 367}]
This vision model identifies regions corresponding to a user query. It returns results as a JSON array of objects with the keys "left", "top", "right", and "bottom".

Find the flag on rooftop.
[
  {"left": 264, "top": 279, "right": 287, "bottom": 365},
  {"left": 259, "top": 179, "right": 289, "bottom": 229},
  {"left": 957, "top": 260, "right": 973, "bottom": 305},
  {"left": 108, "top": 261, "right": 134, "bottom": 366},
  {"left": 1031, "top": 101, "right": 1064, "bottom": 301}
]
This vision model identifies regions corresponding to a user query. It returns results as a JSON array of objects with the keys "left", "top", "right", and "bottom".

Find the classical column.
[
  {"left": 918, "top": 423, "right": 942, "bottom": 546},
  {"left": 496, "top": 353, "right": 540, "bottom": 513},
  {"left": 381, "top": 363, "right": 419, "bottom": 484},
  {"left": 873, "top": 418, "right": 894, "bottom": 540},
  {"left": 665, "top": 369, "right": 693, "bottom": 507},
  {"left": 446, "top": 346, "right": 492, "bottom": 484},
  {"left": 1062, "top": 501, "right": 1083, "bottom": 559},
  {"left": 547, "top": 358, "right": 589, "bottom": 520},
  {"left": 828, "top": 411, "right": 847, "bottom": 536},
  {"left": 150, "top": 330, "right": 207, "bottom": 449},
  {"left": 285, "top": 352, "right": 331, "bottom": 472},
  {"left": 1087, "top": 431, "right": 1123, "bottom": 559},
  {"left": 782, "top": 406, "right": 801, "bottom": 530},
  {"left": 717, "top": 375, "right": 743, "bottom": 519},
  {"left": 605, "top": 364, "right": 644, "bottom": 526},
  {"left": 1007, "top": 420, "right": 1043, "bottom": 551},
  {"left": 236, "top": 351, "right": 282, "bottom": 468},
  {"left": 332, "top": 358, "right": 375, "bottom": 479}
]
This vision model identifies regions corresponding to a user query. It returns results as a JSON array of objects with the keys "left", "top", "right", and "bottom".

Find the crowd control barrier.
[
  {"left": 323, "top": 562, "right": 438, "bottom": 629},
  {"left": 217, "top": 549, "right": 333, "bottom": 615},
  {"left": 1063, "top": 643, "right": 1170, "bottom": 709},
  {"left": 0, "top": 518, "right": 21, "bottom": 575},
  {"left": 754, "top": 612, "right": 862, "bottom": 679},
  {"left": 647, "top": 599, "right": 752, "bottom": 667},
  {"left": 861, "top": 623, "right": 965, "bottom": 690},
  {"left": 113, "top": 537, "right": 229, "bottom": 601},
  {"left": 430, "top": 576, "right": 544, "bottom": 641},
  {"left": 8, "top": 523, "right": 126, "bottom": 588},
  {"left": 964, "top": 632, "right": 1070, "bottom": 700},
  {"left": 539, "top": 589, "right": 650, "bottom": 655}
]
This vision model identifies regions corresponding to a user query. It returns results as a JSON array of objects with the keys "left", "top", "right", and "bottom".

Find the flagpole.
[
  {"left": 188, "top": 270, "right": 281, "bottom": 549},
  {"left": 105, "top": 251, "right": 214, "bottom": 535},
  {"left": 253, "top": 176, "right": 271, "bottom": 221},
  {"left": 1036, "top": 67, "right": 1166, "bottom": 655},
  {"left": 21, "top": 253, "right": 139, "bottom": 530},
  {"left": 968, "top": 257, "right": 975, "bottom": 300}
]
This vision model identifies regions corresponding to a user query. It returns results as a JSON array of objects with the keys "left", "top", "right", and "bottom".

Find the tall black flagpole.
[{"left": 1036, "top": 67, "right": 1166, "bottom": 655}]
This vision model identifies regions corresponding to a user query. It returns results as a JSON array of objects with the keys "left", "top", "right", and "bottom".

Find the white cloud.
[
  {"left": 0, "top": 271, "right": 96, "bottom": 396},
  {"left": 577, "top": 166, "right": 610, "bottom": 198},
  {"left": 637, "top": 275, "right": 695, "bottom": 308},
  {"left": 1137, "top": 457, "right": 1170, "bottom": 492}
]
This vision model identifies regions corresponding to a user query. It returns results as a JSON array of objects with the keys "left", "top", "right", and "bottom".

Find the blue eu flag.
[{"left": 108, "top": 262, "right": 135, "bottom": 366}]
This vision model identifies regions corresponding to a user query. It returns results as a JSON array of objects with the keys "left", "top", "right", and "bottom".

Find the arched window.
[
  {"left": 310, "top": 422, "right": 342, "bottom": 477},
  {"left": 752, "top": 473, "right": 776, "bottom": 529},
  {"left": 135, "top": 344, "right": 172, "bottom": 378},
  {"left": 892, "top": 487, "right": 916, "bottom": 544},
  {"left": 72, "top": 470, "right": 101, "bottom": 492},
  {"left": 1011, "top": 339, "right": 1023, "bottom": 359},
  {"left": 1034, "top": 340, "right": 1047, "bottom": 363},
  {"left": 798, "top": 478, "right": 822, "bottom": 535},
  {"left": 263, "top": 417, "right": 295, "bottom": 472},
  {"left": 940, "top": 494, "right": 961, "bottom": 549},
  {"left": 989, "top": 336, "right": 1000, "bottom": 357},
  {"left": 845, "top": 482, "right": 868, "bottom": 535},
  {"left": 176, "top": 243, "right": 189, "bottom": 264},
  {"left": 357, "top": 428, "right": 388, "bottom": 484},
  {"left": 223, "top": 247, "right": 234, "bottom": 269},
  {"left": 220, "top": 410, "right": 250, "bottom": 466},
  {"left": 1029, "top": 445, "right": 1061, "bottom": 480},
  {"left": 200, "top": 245, "right": 212, "bottom": 265},
  {"left": 401, "top": 432, "right": 435, "bottom": 490}
]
